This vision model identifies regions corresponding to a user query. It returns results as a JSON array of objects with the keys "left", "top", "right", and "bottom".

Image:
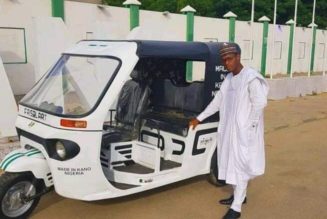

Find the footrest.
[{"left": 160, "top": 158, "right": 181, "bottom": 171}]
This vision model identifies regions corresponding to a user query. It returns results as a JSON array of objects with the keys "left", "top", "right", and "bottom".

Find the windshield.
[{"left": 21, "top": 55, "right": 120, "bottom": 116}]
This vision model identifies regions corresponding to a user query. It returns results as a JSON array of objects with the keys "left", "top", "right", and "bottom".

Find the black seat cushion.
[
  {"left": 116, "top": 80, "right": 146, "bottom": 125},
  {"left": 143, "top": 111, "right": 190, "bottom": 137}
]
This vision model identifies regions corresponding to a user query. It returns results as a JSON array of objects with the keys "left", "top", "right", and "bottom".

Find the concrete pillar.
[
  {"left": 223, "top": 11, "right": 237, "bottom": 43},
  {"left": 181, "top": 5, "right": 196, "bottom": 42},
  {"left": 123, "top": 0, "right": 141, "bottom": 30},
  {"left": 286, "top": 19, "right": 295, "bottom": 75},
  {"left": 323, "top": 28, "right": 327, "bottom": 76},
  {"left": 181, "top": 5, "right": 196, "bottom": 81},
  {"left": 51, "top": 0, "right": 65, "bottom": 21},
  {"left": 308, "top": 22, "right": 318, "bottom": 74},
  {"left": 259, "top": 16, "right": 271, "bottom": 76}
]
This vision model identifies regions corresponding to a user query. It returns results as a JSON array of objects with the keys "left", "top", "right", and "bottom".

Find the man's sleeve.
[
  {"left": 248, "top": 78, "right": 268, "bottom": 126},
  {"left": 197, "top": 91, "right": 222, "bottom": 122}
]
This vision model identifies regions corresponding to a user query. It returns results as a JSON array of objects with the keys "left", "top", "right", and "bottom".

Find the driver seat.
[{"left": 102, "top": 70, "right": 150, "bottom": 147}]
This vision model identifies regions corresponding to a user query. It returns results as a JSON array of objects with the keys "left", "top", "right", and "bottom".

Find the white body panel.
[
  {"left": 13, "top": 115, "right": 217, "bottom": 200},
  {"left": 0, "top": 147, "right": 52, "bottom": 187},
  {"left": 86, "top": 123, "right": 218, "bottom": 200}
]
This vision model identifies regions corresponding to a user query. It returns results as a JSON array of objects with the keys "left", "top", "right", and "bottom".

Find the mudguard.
[{"left": 0, "top": 148, "right": 53, "bottom": 187}]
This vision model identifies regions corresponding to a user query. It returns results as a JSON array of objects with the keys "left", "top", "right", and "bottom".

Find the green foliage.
[{"left": 102, "top": 0, "right": 327, "bottom": 28}]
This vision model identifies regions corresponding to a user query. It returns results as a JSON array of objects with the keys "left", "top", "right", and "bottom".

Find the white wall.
[
  {"left": 0, "top": 0, "right": 51, "bottom": 95},
  {"left": 235, "top": 21, "right": 263, "bottom": 71},
  {"left": 314, "top": 29, "right": 327, "bottom": 72},
  {"left": 293, "top": 27, "right": 311, "bottom": 73},
  {"left": 0, "top": 0, "right": 326, "bottom": 95},
  {"left": 0, "top": 57, "right": 17, "bottom": 138},
  {"left": 32, "top": 17, "right": 74, "bottom": 80},
  {"left": 65, "top": 2, "right": 130, "bottom": 42},
  {"left": 266, "top": 24, "right": 290, "bottom": 75}
]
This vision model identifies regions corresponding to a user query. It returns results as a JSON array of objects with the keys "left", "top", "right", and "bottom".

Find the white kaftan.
[{"left": 197, "top": 67, "right": 268, "bottom": 185}]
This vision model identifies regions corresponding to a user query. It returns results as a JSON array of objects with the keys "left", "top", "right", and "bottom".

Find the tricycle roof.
[{"left": 65, "top": 40, "right": 218, "bottom": 61}]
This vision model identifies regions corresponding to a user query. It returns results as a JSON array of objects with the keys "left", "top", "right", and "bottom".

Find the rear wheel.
[
  {"left": 0, "top": 172, "right": 42, "bottom": 219},
  {"left": 208, "top": 148, "right": 226, "bottom": 187}
]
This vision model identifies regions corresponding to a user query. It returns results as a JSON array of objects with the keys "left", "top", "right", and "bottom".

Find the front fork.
[{"left": 22, "top": 180, "right": 52, "bottom": 202}]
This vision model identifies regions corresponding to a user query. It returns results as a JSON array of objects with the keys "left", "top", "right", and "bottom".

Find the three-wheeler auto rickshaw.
[{"left": 0, "top": 40, "right": 228, "bottom": 218}]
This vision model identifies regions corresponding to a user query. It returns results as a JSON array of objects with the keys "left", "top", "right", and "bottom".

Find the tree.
[{"left": 101, "top": 0, "right": 327, "bottom": 28}]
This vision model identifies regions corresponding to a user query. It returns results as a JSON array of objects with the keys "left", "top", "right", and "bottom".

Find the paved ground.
[{"left": 2, "top": 93, "right": 327, "bottom": 219}]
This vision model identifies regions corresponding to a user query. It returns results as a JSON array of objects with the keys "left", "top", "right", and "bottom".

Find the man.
[{"left": 189, "top": 42, "right": 269, "bottom": 219}]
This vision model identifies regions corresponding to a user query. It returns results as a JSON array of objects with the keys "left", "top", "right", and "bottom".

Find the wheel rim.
[{"left": 1, "top": 181, "right": 36, "bottom": 217}]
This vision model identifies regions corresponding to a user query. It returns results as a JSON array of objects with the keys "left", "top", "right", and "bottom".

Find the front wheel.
[
  {"left": 0, "top": 172, "right": 42, "bottom": 219},
  {"left": 208, "top": 148, "right": 227, "bottom": 187}
]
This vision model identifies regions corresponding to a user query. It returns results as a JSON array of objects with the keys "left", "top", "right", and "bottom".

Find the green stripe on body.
[
  {"left": 2, "top": 154, "right": 25, "bottom": 170},
  {"left": 27, "top": 151, "right": 42, "bottom": 157},
  {"left": 25, "top": 149, "right": 39, "bottom": 156},
  {"left": 1, "top": 149, "right": 41, "bottom": 170},
  {"left": 0, "top": 153, "right": 24, "bottom": 169}
]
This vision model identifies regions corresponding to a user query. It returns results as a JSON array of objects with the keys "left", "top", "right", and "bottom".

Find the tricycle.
[{"left": 0, "top": 40, "right": 228, "bottom": 218}]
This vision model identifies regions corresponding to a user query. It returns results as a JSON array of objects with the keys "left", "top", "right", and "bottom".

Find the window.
[
  {"left": 318, "top": 43, "right": 325, "bottom": 59},
  {"left": 0, "top": 27, "right": 27, "bottom": 64},
  {"left": 274, "top": 41, "right": 282, "bottom": 59},
  {"left": 21, "top": 55, "right": 120, "bottom": 116},
  {"left": 191, "top": 61, "right": 206, "bottom": 81},
  {"left": 298, "top": 42, "right": 306, "bottom": 59},
  {"left": 241, "top": 40, "right": 253, "bottom": 60}
]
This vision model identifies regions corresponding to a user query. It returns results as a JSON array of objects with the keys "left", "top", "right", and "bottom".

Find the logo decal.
[
  {"left": 24, "top": 108, "right": 47, "bottom": 121},
  {"left": 28, "top": 121, "right": 35, "bottom": 128}
]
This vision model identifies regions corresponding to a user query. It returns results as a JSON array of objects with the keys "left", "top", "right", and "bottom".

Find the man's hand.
[{"left": 189, "top": 118, "right": 200, "bottom": 130}]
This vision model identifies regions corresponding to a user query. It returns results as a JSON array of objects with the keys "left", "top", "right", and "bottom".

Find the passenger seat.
[{"left": 143, "top": 79, "right": 204, "bottom": 137}]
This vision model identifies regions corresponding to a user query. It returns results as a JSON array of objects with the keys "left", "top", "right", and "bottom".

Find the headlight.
[
  {"left": 46, "top": 139, "right": 80, "bottom": 161},
  {"left": 55, "top": 141, "right": 66, "bottom": 159}
]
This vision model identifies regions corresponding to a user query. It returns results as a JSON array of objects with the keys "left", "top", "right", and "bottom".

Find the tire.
[
  {"left": 0, "top": 172, "right": 43, "bottom": 219},
  {"left": 208, "top": 148, "right": 227, "bottom": 187}
]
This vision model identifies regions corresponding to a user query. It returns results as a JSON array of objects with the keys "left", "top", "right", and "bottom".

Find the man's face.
[{"left": 221, "top": 53, "right": 240, "bottom": 73}]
